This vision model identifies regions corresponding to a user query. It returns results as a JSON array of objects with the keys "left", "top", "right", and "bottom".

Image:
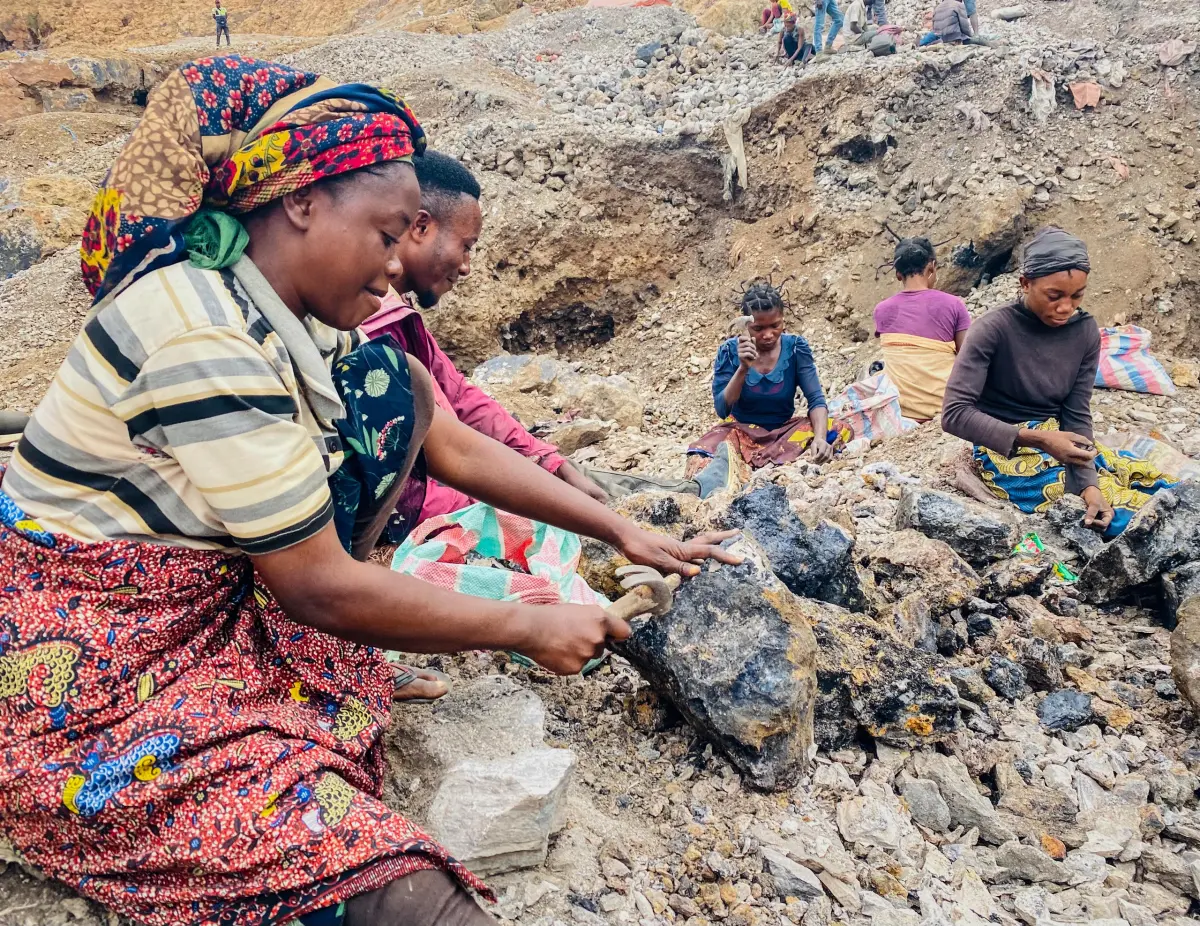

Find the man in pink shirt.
[{"left": 361, "top": 151, "right": 607, "bottom": 522}]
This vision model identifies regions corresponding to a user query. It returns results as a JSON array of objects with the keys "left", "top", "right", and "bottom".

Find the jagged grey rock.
[
  {"left": 427, "top": 748, "right": 576, "bottom": 876},
  {"left": 895, "top": 486, "right": 1020, "bottom": 566},
  {"left": 835, "top": 780, "right": 919, "bottom": 853},
  {"left": 866, "top": 528, "right": 982, "bottom": 655},
  {"left": 1012, "top": 887, "right": 1048, "bottom": 925},
  {"left": 391, "top": 676, "right": 578, "bottom": 876},
  {"left": 912, "top": 752, "right": 1016, "bottom": 846},
  {"left": 761, "top": 847, "right": 824, "bottom": 901},
  {"left": 616, "top": 537, "right": 818, "bottom": 790},
  {"left": 1171, "top": 594, "right": 1200, "bottom": 713},
  {"left": 996, "top": 841, "right": 1068, "bottom": 883},
  {"left": 900, "top": 777, "right": 951, "bottom": 833},
  {"left": 1078, "top": 482, "right": 1200, "bottom": 602},
  {"left": 1145, "top": 759, "right": 1199, "bottom": 808}
]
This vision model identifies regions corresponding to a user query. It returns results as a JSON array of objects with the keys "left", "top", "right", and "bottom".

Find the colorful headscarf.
[{"left": 81, "top": 54, "right": 426, "bottom": 303}]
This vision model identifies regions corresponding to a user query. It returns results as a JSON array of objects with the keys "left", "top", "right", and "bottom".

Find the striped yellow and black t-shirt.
[{"left": 4, "top": 261, "right": 358, "bottom": 554}]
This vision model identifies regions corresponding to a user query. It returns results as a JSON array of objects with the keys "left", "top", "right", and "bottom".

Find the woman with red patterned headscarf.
[{"left": 0, "top": 55, "right": 737, "bottom": 926}]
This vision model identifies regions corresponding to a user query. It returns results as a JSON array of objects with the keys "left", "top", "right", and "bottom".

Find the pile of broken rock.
[{"left": 395, "top": 469, "right": 1200, "bottom": 926}]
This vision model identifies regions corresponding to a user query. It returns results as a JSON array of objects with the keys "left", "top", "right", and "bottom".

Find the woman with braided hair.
[
  {"left": 873, "top": 236, "right": 971, "bottom": 421},
  {"left": 687, "top": 279, "right": 849, "bottom": 479}
]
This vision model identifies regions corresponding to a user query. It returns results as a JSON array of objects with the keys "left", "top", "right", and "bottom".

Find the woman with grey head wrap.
[
  {"left": 1017, "top": 225, "right": 1091, "bottom": 329},
  {"left": 940, "top": 225, "right": 1173, "bottom": 537},
  {"left": 1021, "top": 226, "right": 1091, "bottom": 279}
]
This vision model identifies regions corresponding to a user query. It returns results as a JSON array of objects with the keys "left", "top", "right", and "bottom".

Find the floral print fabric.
[
  {"left": 330, "top": 337, "right": 427, "bottom": 551},
  {"left": 0, "top": 463, "right": 485, "bottom": 925}
]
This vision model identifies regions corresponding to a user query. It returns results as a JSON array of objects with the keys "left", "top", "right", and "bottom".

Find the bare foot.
[{"left": 393, "top": 666, "right": 450, "bottom": 702}]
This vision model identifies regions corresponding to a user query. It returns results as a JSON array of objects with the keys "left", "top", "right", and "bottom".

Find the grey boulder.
[
  {"left": 895, "top": 486, "right": 1020, "bottom": 567},
  {"left": 616, "top": 537, "right": 818, "bottom": 791}
]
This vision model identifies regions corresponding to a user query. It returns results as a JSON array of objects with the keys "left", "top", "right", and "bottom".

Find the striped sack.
[
  {"left": 827, "top": 372, "right": 918, "bottom": 441},
  {"left": 1095, "top": 325, "right": 1175, "bottom": 395}
]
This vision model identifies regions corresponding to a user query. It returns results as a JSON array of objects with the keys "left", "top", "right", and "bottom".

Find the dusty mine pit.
[{"left": 2, "top": 0, "right": 1200, "bottom": 924}]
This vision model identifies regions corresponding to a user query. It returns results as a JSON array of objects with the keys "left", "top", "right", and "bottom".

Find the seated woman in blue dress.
[{"left": 687, "top": 279, "right": 848, "bottom": 480}]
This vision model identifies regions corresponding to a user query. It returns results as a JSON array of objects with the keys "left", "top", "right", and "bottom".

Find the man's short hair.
[{"left": 414, "top": 150, "right": 481, "bottom": 218}]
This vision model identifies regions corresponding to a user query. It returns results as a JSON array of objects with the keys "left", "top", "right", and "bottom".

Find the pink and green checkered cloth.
[{"left": 390, "top": 503, "right": 607, "bottom": 607}]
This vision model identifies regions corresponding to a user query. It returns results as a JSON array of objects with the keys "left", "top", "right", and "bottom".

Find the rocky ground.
[{"left": 2, "top": 1, "right": 1200, "bottom": 926}]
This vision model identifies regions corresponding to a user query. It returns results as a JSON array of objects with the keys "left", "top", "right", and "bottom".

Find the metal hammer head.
[{"left": 615, "top": 564, "right": 677, "bottom": 616}]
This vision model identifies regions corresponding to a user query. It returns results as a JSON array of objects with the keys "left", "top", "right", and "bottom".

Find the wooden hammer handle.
[{"left": 605, "top": 574, "right": 681, "bottom": 623}]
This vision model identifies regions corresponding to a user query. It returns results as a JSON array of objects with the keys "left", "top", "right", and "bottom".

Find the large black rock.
[
  {"left": 722, "top": 484, "right": 868, "bottom": 611},
  {"left": 895, "top": 486, "right": 1020, "bottom": 567},
  {"left": 615, "top": 539, "right": 818, "bottom": 791},
  {"left": 1078, "top": 482, "right": 1200, "bottom": 603}
]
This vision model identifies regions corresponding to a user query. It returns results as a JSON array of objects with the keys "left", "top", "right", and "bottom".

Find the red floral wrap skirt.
[{"left": 0, "top": 497, "right": 486, "bottom": 926}]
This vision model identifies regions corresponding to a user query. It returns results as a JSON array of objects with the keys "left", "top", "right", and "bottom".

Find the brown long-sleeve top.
[{"left": 941, "top": 300, "right": 1102, "bottom": 496}]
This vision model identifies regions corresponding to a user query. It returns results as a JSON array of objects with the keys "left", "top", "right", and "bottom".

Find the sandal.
[{"left": 393, "top": 664, "right": 451, "bottom": 703}]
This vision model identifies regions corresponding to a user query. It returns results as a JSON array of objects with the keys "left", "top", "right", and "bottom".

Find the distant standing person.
[
  {"left": 213, "top": 4, "right": 231, "bottom": 46},
  {"left": 812, "top": 0, "right": 844, "bottom": 54},
  {"left": 872, "top": 237, "right": 970, "bottom": 421}
]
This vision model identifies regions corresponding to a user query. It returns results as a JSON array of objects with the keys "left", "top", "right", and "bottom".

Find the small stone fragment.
[
  {"left": 985, "top": 655, "right": 1030, "bottom": 701},
  {"left": 1015, "top": 636, "right": 1064, "bottom": 691},
  {"left": 900, "top": 777, "right": 951, "bottom": 832},
  {"left": 761, "top": 847, "right": 824, "bottom": 901},
  {"left": 912, "top": 752, "right": 1016, "bottom": 845},
  {"left": 835, "top": 779, "right": 917, "bottom": 851},
  {"left": 1041, "top": 834, "right": 1067, "bottom": 860},
  {"left": 1145, "top": 759, "right": 1199, "bottom": 807},
  {"left": 1141, "top": 845, "right": 1200, "bottom": 898},
  {"left": 1038, "top": 690, "right": 1095, "bottom": 731},
  {"left": 996, "top": 840, "right": 1069, "bottom": 883},
  {"left": 950, "top": 666, "right": 996, "bottom": 705},
  {"left": 1013, "top": 886, "right": 1048, "bottom": 925},
  {"left": 1063, "top": 849, "right": 1108, "bottom": 887},
  {"left": 1171, "top": 594, "right": 1200, "bottom": 712}
]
